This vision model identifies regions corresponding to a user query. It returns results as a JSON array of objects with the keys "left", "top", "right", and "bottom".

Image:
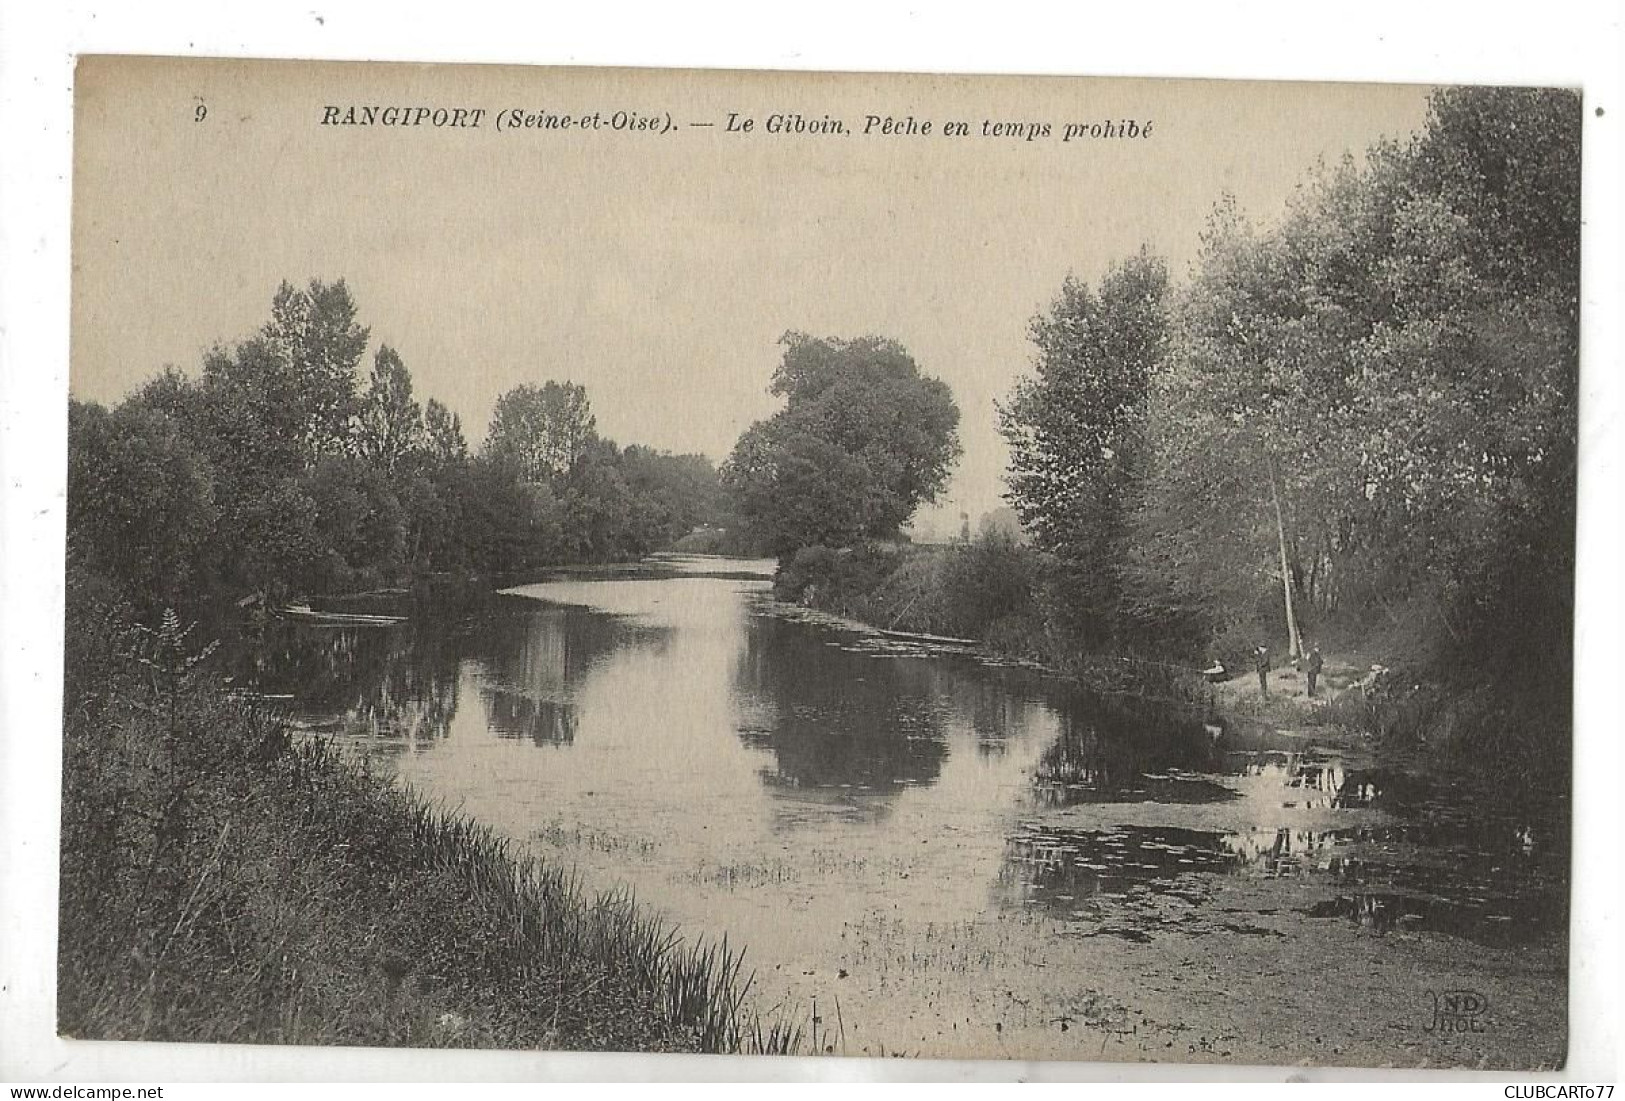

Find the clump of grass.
[{"left": 58, "top": 587, "right": 801, "bottom": 1054}]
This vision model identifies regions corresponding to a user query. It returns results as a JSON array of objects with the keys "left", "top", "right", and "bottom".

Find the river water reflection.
[{"left": 221, "top": 555, "right": 1569, "bottom": 1059}]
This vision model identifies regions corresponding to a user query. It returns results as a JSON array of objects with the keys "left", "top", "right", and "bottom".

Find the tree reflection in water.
[
  {"left": 214, "top": 591, "right": 672, "bottom": 752},
  {"left": 471, "top": 601, "right": 667, "bottom": 747},
  {"left": 213, "top": 575, "right": 1569, "bottom": 958},
  {"left": 1006, "top": 700, "right": 1570, "bottom": 948},
  {"left": 485, "top": 691, "right": 579, "bottom": 746},
  {"left": 219, "top": 615, "right": 461, "bottom": 746},
  {"left": 731, "top": 615, "right": 950, "bottom": 791},
  {"left": 1033, "top": 693, "right": 1233, "bottom": 807}
]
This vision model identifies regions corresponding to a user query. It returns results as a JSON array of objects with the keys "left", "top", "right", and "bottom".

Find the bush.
[
  {"left": 773, "top": 534, "right": 1047, "bottom": 651},
  {"left": 667, "top": 526, "right": 767, "bottom": 558},
  {"left": 935, "top": 530, "right": 1039, "bottom": 637},
  {"left": 773, "top": 542, "right": 902, "bottom": 613},
  {"left": 67, "top": 400, "right": 218, "bottom": 610},
  {"left": 840, "top": 531, "right": 1041, "bottom": 640}
]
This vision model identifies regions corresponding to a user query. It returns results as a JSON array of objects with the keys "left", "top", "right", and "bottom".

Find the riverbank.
[
  {"left": 63, "top": 557, "right": 1567, "bottom": 1068},
  {"left": 775, "top": 540, "right": 1227, "bottom": 720},
  {"left": 765, "top": 562, "right": 1567, "bottom": 1066},
  {"left": 777, "top": 539, "right": 1565, "bottom": 783},
  {"left": 59, "top": 587, "right": 798, "bottom": 1053}
]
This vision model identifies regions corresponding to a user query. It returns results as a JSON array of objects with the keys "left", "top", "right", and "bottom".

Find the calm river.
[{"left": 223, "top": 555, "right": 1570, "bottom": 1065}]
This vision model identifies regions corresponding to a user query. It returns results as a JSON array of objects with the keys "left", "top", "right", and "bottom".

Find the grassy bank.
[
  {"left": 774, "top": 538, "right": 1569, "bottom": 790},
  {"left": 60, "top": 577, "right": 799, "bottom": 1053},
  {"left": 775, "top": 538, "right": 1218, "bottom": 713}
]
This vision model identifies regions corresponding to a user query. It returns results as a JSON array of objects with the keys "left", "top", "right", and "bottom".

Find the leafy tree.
[
  {"left": 197, "top": 337, "right": 314, "bottom": 479},
  {"left": 1120, "top": 201, "right": 1318, "bottom": 656},
  {"left": 125, "top": 367, "right": 200, "bottom": 425},
  {"left": 66, "top": 400, "right": 218, "bottom": 608},
  {"left": 1116, "top": 86, "right": 1579, "bottom": 691},
  {"left": 161, "top": 338, "right": 325, "bottom": 593},
  {"left": 558, "top": 438, "right": 639, "bottom": 561},
  {"left": 444, "top": 459, "right": 564, "bottom": 574},
  {"left": 395, "top": 473, "right": 451, "bottom": 571},
  {"left": 300, "top": 456, "right": 408, "bottom": 588},
  {"left": 725, "top": 422, "right": 893, "bottom": 557},
  {"left": 1352, "top": 87, "right": 1580, "bottom": 697},
  {"left": 617, "top": 445, "right": 727, "bottom": 549},
  {"left": 422, "top": 398, "right": 468, "bottom": 467},
  {"left": 722, "top": 334, "right": 960, "bottom": 555},
  {"left": 999, "top": 251, "right": 1169, "bottom": 650},
  {"left": 260, "top": 279, "right": 370, "bottom": 460},
  {"left": 1404, "top": 86, "right": 1581, "bottom": 305},
  {"left": 75, "top": 279, "right": 713, "bottom": 595},
  {"left": 231, "top": 477, "right": 324, "bottom": 597},
  {"left": 484, "top": 381, "right": 597, "bottom": 484},
  {"left": 356, "top": 346, "right": 423, "bottom": 472},
  {"left": 407, "top": 400, "right": 470, "bottom": 571}
]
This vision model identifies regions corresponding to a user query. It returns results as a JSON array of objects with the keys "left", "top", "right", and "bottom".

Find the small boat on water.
[
  {"left": 223, "top": 689, "right": 296, "bottom": 702},
  {"left": 873, "top": 626, "right": 980, "bottom": 647},
  {"left": 276, "top": 603, "right": 407, "bottom": 627}
]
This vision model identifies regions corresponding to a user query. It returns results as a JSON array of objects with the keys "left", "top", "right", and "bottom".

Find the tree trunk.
[{"left": 1266, "top": 451, "right": 1302, "bottom": 661}]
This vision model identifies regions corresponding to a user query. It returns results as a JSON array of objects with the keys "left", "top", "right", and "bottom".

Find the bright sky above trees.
[{"left": 71, "top": 59, "right": 1432, "bottom": 531}]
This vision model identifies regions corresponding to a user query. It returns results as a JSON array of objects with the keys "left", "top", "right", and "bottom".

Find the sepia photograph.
[{"left": 47, "top": 53, "right": 1585, "bottom": 1073}]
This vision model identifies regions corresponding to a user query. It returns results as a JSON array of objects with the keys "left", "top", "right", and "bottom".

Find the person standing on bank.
[
  {"left": 1305, "top": 643, "right": 1324, "bottom": 698},
  {"left": 1254, "top": 645, "right": 1270, "bottom": 697}
]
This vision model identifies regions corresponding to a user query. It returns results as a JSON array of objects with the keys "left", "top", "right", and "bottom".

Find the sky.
[{"left": 70, "top": 58, "right": 1434, "bottom": 533}]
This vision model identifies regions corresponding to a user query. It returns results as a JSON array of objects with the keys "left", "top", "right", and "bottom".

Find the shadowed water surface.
[{"left": 216, "top": 556, "right": 1569, "bottom": 1057}]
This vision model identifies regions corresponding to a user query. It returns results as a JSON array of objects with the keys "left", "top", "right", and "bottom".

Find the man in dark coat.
[
  {"left": 1254, "top": 645, "right": 1270, "bottom": 697},
  {"left": 1305, "top": 644, "right": 1324, "bottom": 697}
]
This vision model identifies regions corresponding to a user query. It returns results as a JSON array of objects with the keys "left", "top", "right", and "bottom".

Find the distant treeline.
[
  {"left": 750, "top": 87, "right": 1579, "bottom": 761},
  {"left": 61, "top": 270, "right": 786, "bottom": 1055},
  {"left": 68, "top": 284, "right": 741, "bottom": 609}
]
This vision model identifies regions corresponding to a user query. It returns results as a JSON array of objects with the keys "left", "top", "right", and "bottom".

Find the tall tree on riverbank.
[
  {"left": 68, "top": 284, "right": 732, "bottom": 603},
  {"left": 261, "top": 278, "right": 370, "bottom": 461},
  {"left": 1124, "top": 86, "right": 1579, "bottom": 707},
  {"left": 987, "top": 86, "right": 1578, "bottom": 734},
  {"left": 66, "top": 400, "right": 218, "bottom": 607},
  {"left": 999, "top": 251, "right": 1169, "bottom": 652},
  {"left": 484, "top": 381, "right": 597, "bottom": 485},
  {"left": 356, "top": 346, "right": 424, "bottom": 473},
  {"left": 1355, "top": 86, "right": 1580, "bottom": 706},
  {"left": 422, "top": 398, "right": 468, "bottom": 466},
  {"left": 722, "top": 333, "right": 961, "bottom": 557}
]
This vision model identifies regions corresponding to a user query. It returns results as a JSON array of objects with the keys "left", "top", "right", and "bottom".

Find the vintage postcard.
[{"left": 61, "top": 56, "right": 1579, "bottom": 1069}]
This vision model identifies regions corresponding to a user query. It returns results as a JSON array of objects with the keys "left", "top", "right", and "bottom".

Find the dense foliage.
[
  {"left": 68, "top": 280, "right": 730, "bottom": 609},
  {"left": 998, "top": 86, "right": 1579, "bottom": 751},
  {"left": 999, "top": 250, "right": 1170, "bottom": 652},
  {"left": 62, "top": 283, "right": 788, "bottom": 1051},
  {"left": 759, "top": 88, "right": 1578, "bottom": 768},
  {"left": 777, "top": 526, "right": 1044, "bottom": 648},
  {"left": 721, "top": 333, "right": 961, "bottom": 556}
]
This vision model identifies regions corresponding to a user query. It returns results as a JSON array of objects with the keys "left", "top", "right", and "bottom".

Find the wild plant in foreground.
[{"left": 60, "top": 596, "right": 803, "bottom": 1053}]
